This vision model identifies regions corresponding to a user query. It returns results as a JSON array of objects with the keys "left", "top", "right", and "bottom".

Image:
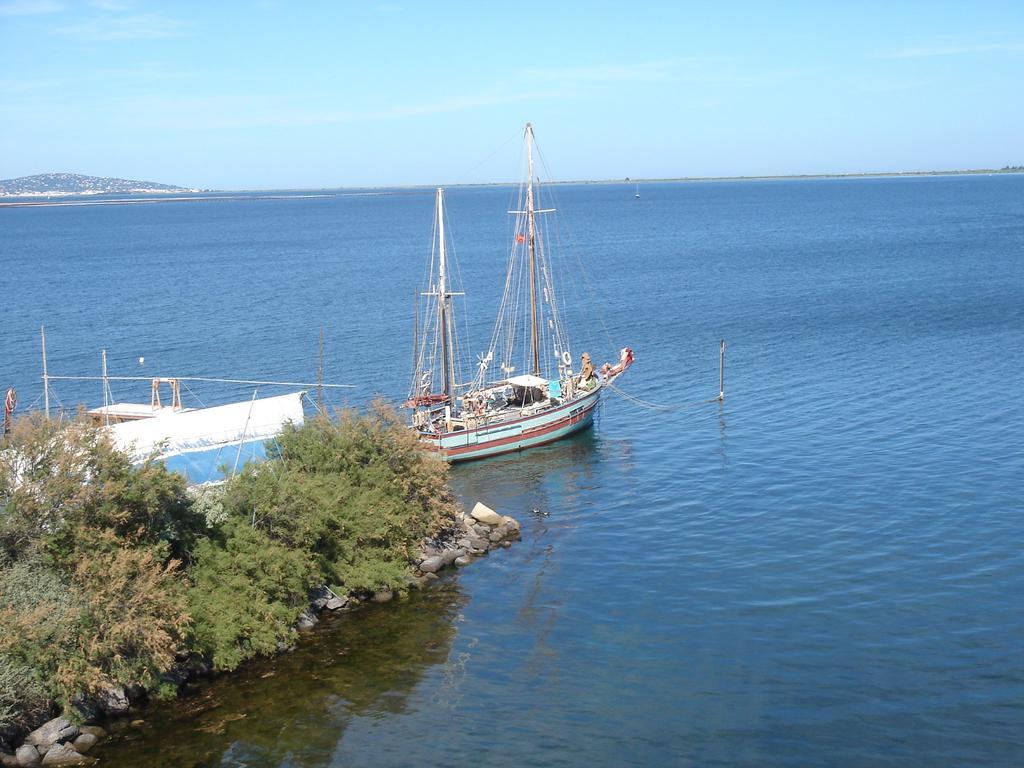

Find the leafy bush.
[
  {"left": 0, "top": 417, "right": 197, "bottom": 712},
  {"left": 0, "top": 404, "right": 462, "bottom": 721},
  {"left": 187, "top": 518, "right": 314, "bottom": 671},
  {"left": 188, "top": 483, "right": 228, "bottom": 527},
  {"left": 0, "top": 555, "right": 81, "bottom": 687},
  {"left": 63, "top": 542, "right": 189, "bottom": 695},
  {"left": 0, "top": 556, "right": 72, "bottom": 729},
  {"left": 0, "top": 546, "right": 189, "bottom": 708},
  {"left": 0, "top": 656, "right": 47, "bottom": 732},
  {"left": 223, "top": 406, "right": 456, "bottom": 592},
  {"left": 0, "top": 413, "right": 203, "bottom": 565}
]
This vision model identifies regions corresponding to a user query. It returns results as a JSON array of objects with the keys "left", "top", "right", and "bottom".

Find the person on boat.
[{"left": 578, "top": 352, "right": 597, "bottom": 390}]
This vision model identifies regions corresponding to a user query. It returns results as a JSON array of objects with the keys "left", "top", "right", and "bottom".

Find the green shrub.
[
  {"left": 188, "top": 483, "right": 228, "bottom": 527},
  {"left": 0, "top": 655, "right": 47, "bottom": 731},
  {"left": 0, "top": 547, "right": 189, "bottom": 707},
  {"left": 222, "top": 406, "right": 457, "bottom": 593},
  {"left": 187, "top": 518, "right": 315, "bottom": 671},
  {"left": 0, "top": 404, "right": 463, "bottom": 717},
  {"left": 63, "top": 542, "right": 189, "bottom": 695},
  {"left": 0, "top": 414, "right": 203, "bottom": 566},
  {"left": 0, "top": 416, "right": 198, "bottom": 710},
  {"left": 0, "top": 555, "right": 81, "bottom": 694}
]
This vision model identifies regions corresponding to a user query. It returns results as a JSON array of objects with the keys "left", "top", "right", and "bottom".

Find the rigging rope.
[{"left": 604, "top": 380, "right": 723, "bottom": 412}]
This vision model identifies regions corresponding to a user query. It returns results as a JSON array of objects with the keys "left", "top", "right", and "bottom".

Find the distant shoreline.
[{"left": 2, "top": 168, "right": 1021, "bottom": 208}]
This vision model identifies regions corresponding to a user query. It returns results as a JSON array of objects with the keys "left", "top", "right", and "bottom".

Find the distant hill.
[{"left": 0, "top": 173, "right": 200, "bottom": 197}]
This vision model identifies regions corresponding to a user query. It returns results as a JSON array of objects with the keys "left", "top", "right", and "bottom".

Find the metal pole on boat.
[
  {"left": 437, "top": 187, "right": 455, "bottom": 401},
  {"left": 525, "top": 123, "right": 540, "bottom": 376},
  {"left": 718, "top": 340, "right": 726, "bottom": 402},
  {"left": 41, "top": 325, "right": 50, "bottom": 419}
]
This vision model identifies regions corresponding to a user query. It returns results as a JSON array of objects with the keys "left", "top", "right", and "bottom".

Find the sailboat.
[
  {"left": 635, "top": 183, "right": 640, "bottom": 198},
  {"left": 405, "top": 124, "right": 633, "bottom": 462}
]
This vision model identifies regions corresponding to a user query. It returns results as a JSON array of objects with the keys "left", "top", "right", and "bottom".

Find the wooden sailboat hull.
[{"left": 418, "top": 384, "right": 602, "bottom": 462}]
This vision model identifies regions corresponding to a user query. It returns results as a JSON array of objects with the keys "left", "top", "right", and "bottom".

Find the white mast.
[
  {"left": 436, "top": 188, "right": 456, "bottom": 400},
  {"left": 525, "top": 123, "right": 540, "bottom": 376}
]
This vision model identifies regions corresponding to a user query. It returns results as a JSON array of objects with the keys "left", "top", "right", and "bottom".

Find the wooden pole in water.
[
  {"left": 718, "top": 339, "right": 726, "bottom": 402},
  {"left": 41, "top": 325, "right": 50, "bottom": 419}
]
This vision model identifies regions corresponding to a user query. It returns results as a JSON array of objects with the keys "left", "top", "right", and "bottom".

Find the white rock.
[{"left": 470, "top": 502, "right": 503, "bottom": 526}]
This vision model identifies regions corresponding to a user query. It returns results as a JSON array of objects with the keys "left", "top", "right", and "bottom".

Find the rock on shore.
[
  {"left": 414, "top": 502, "right": 521, "bottom": 581},
  {"left": 5, "top": 718, "right": 97, "bottom": 767}
]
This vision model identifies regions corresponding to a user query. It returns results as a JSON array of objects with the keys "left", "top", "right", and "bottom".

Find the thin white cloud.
[
  {"left": 114, "top": 87, "right": 566, "bottom": 131},
  {"left": 91, "top": 0, "right": 134, "bottom": 10},
  {"left": 0, "top": 76, "right": 72, "bottom": 93},
  {"left": 520, "top": 57, "right": 768, "bottom": 90},
  {"left": 0, "top": 0, "right": 64, "bottom": 15},
  {"left": 53, "top": 13, "right": 188, "bottom": 40},
  {"left": 523, "top": 58, "right": 730, "bottom": 84},
  {"left": 856, "top": 78, "right": 928, "bottom": 93},
  {"left": 873, "top": 42, "right": 1024, "bottom": 59}
]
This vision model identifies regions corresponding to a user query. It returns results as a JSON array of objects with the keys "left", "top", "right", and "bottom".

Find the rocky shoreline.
[{"left": 0, "top": 503, "right": 519, "bottom": 767}]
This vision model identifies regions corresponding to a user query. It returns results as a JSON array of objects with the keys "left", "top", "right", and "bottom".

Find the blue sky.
[{"left": 1, "top": 0, "right": 1022, "bottom": 188}]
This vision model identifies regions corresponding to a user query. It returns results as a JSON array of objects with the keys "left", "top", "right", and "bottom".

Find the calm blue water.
[{"left": 3, "top": 175, "right": 1024, "bottom": 766}]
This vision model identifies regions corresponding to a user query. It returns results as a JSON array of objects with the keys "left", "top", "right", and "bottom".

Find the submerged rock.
[
  {"left": 70, "top": 733, "right": 98, "bottom": 756},
  {"left": 296, "top": 610, "right": 319, "bottom": 630},
  {"left": 371, "top": 589, "right": 393, "bottom": 603}
]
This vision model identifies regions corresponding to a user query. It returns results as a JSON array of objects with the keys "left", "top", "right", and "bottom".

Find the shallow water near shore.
[{"left": 4, "top": 175, "right": 1024, "bottom": 766}]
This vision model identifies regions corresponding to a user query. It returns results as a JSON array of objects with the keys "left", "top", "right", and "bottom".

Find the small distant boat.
[
  {"left": 635, "top": 183, "right": 640, "bottom": 198},
  {"left": 405, "top": 124, "right": 634, "bottom": 462}
]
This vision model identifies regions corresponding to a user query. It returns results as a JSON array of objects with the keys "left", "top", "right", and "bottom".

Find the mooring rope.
[{"left": 604, "top": 380, "right": 722, "bottom": 412}]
